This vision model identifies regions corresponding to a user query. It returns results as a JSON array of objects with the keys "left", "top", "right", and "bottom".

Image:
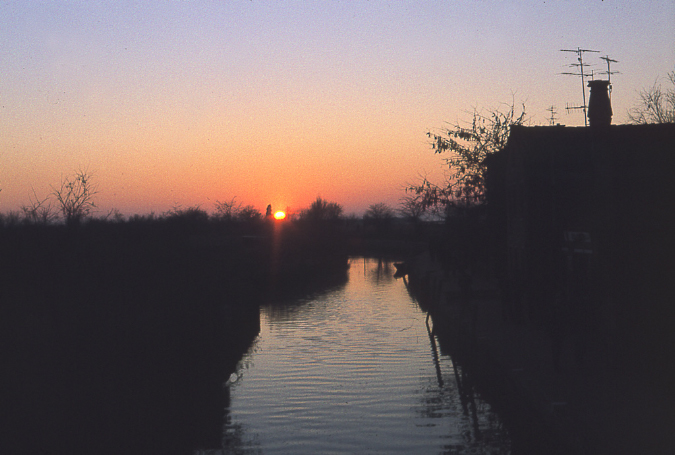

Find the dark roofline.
[{"left": 506, "top": 123, "right": 675, "bottom": 147}]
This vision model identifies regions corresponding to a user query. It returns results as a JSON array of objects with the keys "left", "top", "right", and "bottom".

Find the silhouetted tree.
[
  {"left": 409, "top": 102, "right": 526, "bottom": 209},
  {"left": 364, "top": 202, "right": 395, "bottom": 234},
  {"left": 52, "top": 169, "right": 98, "bottom": 225},
  {"left": 237, "top": 205, "right": 262, "bottom": 223},
  {"left": 398, "top": 193, "right": 426, "bottom": 222},
  {"left": 214, "top": 197, "right": 242, "bottom": 221},
  {"left": 364, "top": 202, "right": 394, "bottom": 221},
  {"left": 164, "top": 205, "right": 209, "bottom": 223},
  {"left": 101, "top": 208, "right": 125, "bottom": 223},
  {"left": 299, "top": 197, "right": 343, "bottom": 222},
  {"left": 627, "top": 71, "right": 675, "bottom": 124},
  {"left": 21, "top": 188, "right": 58, "bottom": 225}
]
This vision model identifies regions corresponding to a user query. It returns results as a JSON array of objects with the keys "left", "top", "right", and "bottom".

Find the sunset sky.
[{"left": 2, "top": 1, "right": 673, "bottom": 216}]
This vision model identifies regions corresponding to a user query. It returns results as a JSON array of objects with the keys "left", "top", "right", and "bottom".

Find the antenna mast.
[
  {"left": 560, "top": 47, "right": 600, "bottom": 126},
  {"left": 547, "top": 106, "right": 558, "bottom": 126},
  {"left": 599, "top": 55, "right": 620, "bottom": 101}
]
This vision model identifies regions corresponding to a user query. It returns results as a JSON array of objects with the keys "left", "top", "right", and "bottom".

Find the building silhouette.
[{"left": 489, "top": 81, "right": 675, "bottom": 368}]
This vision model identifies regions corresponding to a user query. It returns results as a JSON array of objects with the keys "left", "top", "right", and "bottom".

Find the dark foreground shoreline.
[
  {"left": 1, "top": 219, "right": 349, "bottom": 454},
  {"left": 405, "top": 252, "right": 674, "bottom": 455}
]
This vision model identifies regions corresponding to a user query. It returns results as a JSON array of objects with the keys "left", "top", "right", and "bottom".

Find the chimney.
[{"left": 587, "top": 80, "right": 612, "bottom": 127}]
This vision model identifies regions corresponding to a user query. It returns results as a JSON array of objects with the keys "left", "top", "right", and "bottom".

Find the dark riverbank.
[
  {"left": 1, "top": 217, "right": 348, "bottom": 454},
  {"left": 404, "top": 252, "right": 674, "bottom": 455}
]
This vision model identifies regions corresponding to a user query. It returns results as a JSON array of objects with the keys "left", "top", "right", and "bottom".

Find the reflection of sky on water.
[{"left": 219, "top": 258, "right": 510, "bottom": 454}]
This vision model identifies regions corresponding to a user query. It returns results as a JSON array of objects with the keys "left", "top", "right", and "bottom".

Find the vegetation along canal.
[{"left": 209, "top": 258, "right": 512, "bottom": 454}]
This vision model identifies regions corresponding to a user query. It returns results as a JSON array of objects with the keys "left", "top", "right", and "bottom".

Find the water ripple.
[{"left": 222, "top": 258, "right": 511, "bottom": 454}]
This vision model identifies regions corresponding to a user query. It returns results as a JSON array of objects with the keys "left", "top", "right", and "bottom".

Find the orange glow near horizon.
[
  {"left": 1, "top": 3, "right": 672, "bottom": 218},
  {"left": 273, "top": 211, "right": 287, "bottom": 220}
]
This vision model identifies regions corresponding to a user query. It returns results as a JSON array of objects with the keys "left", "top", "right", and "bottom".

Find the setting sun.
[{"left": 273, "top": 211, "right": 287, "bottom": 220}]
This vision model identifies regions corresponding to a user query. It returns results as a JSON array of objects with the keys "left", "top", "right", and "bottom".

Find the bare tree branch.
[
  {"left": 627, "top": 71, "right": 675, "bottom": 124},
  {"left": 21, "top": 187, "right": 58, "bottom": 224},
  {"left": 52, "top": 169, "right": 98, "bottom": 226}
]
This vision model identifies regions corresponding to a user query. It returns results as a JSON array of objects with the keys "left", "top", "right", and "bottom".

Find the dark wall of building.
[{"left": 494, "top": 123, "right": 675, "bottom": 368}]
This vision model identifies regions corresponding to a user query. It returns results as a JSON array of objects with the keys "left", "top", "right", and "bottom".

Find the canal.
[{"left": 210, "top": 257, "right": 512, "bottom": 454}]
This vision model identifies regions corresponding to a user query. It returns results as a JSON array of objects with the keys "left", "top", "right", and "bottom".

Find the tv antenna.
[
  {"left": 599, "top": 55, "right": 620, "bottom": 101},
  {"left": 547, "top": 106, "right": 558, "bottom": 126},
  {"left": 560, "top": 47, "right": 600, "bottom": 126}
]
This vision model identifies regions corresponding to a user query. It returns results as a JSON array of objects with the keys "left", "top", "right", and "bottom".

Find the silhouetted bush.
[{"left": 0, "top": 213, "right": 348, "bottom": 454}]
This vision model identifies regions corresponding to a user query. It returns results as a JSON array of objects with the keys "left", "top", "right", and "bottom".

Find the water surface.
[{"left": 218, "top": 258, "right": 510, "bottom": 454}]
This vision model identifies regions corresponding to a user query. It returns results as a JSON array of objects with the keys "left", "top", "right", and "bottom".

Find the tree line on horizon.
[
  {"left": 2, "top": 71, "right": 672, "bottom": 229},
  {"left": 0, "top": 177, "right": 428, "bottom": 229}
]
